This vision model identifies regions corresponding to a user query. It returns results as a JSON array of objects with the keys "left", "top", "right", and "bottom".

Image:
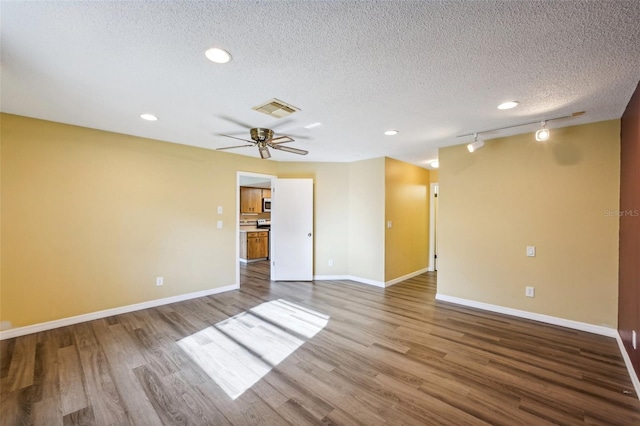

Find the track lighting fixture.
[
  {"left": 467, "top": 133, "right": 485, "bottom": 153},
  {"left": 457, "top": 112, "right": 585, "bottom": 150},
  {"left": 535, "top": 121, "right": 550, "bottom": 142}
]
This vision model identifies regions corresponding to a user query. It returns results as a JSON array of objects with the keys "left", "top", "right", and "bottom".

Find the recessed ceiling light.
[
  {"left": 384, "top": 130, "right": 398, "bottom": 136},
  {"left": 205, "top": 47, "right": 232, "bottom": 64},
  {"left": 304, "top": 122, "right": 322, "bottom": 129},
  {"left": 498, "top": 101, "right": 519, "bottom": 110},
  {"left": 430, "top": 160, "right": 439, "bottom": 169},
  {"left": 140, "top": 113, "right": 158, "bottom": 121}
]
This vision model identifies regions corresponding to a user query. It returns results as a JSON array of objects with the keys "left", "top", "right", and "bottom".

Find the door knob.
[{"left": 308, "top": 233, "right": 312, "bottom": 237}]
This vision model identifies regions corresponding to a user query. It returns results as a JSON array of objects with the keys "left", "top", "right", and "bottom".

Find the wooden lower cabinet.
[{"left": 240, "top": 231, "right": 269, "bottom": 261}]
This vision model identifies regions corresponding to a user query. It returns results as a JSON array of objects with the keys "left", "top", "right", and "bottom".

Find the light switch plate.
[
  {"left": 217, "top": 220, "right": 223, "bottom": 229},
  {"left": 217, "top": 206, "right": 223, "bottom": 214},
  {"left": 526, "top": 246, "right": 536, "bottom": 257}
]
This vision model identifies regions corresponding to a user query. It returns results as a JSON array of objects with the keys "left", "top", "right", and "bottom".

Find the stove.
[{"left": 256, "top": 219, "right": 271, "bottom": 230}]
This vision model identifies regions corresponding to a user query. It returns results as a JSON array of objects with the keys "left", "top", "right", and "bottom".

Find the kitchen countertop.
[{"left": 239, "top": 226, "right": 269, "bottom": 232}]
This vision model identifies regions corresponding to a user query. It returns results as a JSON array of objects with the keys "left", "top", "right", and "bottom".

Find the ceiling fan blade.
[
  {"left": 271, "top": 144, "right": 308, "bottom": 155},
  {"left": 218, "top": 134, "right": 255, "bottom": 143},
  {"left": 218, "top": 115, "right": 254, "bottom": 129},
  {"left": 216, "top": 144, "right": 254, "bottom": 151},
  {"left": 270, "top": 135, "right": 294, "bottom": 144},
  {"left": 258, "top": 145, "right": 271, "bottom": 159},
  {"left": 271, "top": 118, "right": 294, "bottom": 131},
  {"left": 280, "top": 133, "right": 311, "bottom": 140}
]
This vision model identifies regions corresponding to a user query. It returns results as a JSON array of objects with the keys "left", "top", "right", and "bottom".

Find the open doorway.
[{"left": 236, "top": 172, "right": 276, "bottom": 286}]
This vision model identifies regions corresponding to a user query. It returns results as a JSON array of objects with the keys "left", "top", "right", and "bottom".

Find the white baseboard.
[
  {"left": 314, "top": 268, "right": 428, "bottom": 288},
  {"left": 313, "top": 274, "right": 350, "bottom": 281},
  {"left": 314, "top": 274, "right": 385, "bottom": 287},
  {"left": 434, "top": 293, "right": 617, "bottom": 337},
  {"left": 0, "top": 284, "right": 239, "bottom": 340},
  {"left": 615, "top": 332, "right": 640, "bottom": 401},
  {"left": 385, "top": 268, "right": 428, "bottom": 287}
]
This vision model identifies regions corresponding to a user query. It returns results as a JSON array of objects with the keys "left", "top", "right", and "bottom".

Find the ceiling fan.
[{"left": 216, "top": 127, "right": 308, "bottom": 159}]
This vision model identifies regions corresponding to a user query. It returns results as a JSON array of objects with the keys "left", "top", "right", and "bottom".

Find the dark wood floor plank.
[
  {"left": 57, "top": 345, "right": 87, "bottom": 416},
  {"left": 163, "top": 371, "right": 232, "bottom": 425},
  {"left": 1, "top": 261, "right": 639, "bottom": 425},
  {"left": 91, "top": 320, "right": 163, "bottom": 425},
  {"left": 62, "top": 405, "right": 95, "bottom": 426},
  {"left": 1, "top": 333, "right": 36, "bottom": 393},
  {"left": 73, "top": 322, "right": 128, "bottom": 425},
  {"left": 0, "top": 338, "right": 16, "bottom": 379}
]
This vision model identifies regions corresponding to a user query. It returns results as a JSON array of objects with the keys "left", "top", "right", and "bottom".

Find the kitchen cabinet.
[
  {"left": 262, "top": 188, "right": 271, "bottom": 198},
  {"left": 240, "top": 231, "right": 269, "bottom": 261},
  {"left": 240, "top": 187, "right": 262, "bottom": 213}
]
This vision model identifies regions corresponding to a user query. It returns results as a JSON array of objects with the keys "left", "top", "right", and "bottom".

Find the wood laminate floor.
[{"left": 2, "top": 262, "right": 639, "bottom": 425}]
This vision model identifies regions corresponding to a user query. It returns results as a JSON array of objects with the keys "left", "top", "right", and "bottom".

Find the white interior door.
[{"left": 270, "top": 178, "right": 313, "bottom": 281}]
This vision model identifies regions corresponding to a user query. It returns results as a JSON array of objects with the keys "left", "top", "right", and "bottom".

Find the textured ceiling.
[{"left": 2, "top": 1, "right": 639, "bottom": 168}]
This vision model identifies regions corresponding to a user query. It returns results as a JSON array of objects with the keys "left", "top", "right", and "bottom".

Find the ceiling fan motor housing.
[{"left": 250, "top": 128, "right": 273, "bottom": 142}]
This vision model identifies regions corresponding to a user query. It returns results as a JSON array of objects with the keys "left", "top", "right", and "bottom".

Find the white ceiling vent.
[{"left": 252, "top": 98, "right": 300, "bottom": 119}]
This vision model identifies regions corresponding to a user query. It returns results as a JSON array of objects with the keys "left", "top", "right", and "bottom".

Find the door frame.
[
  {"left": 236, "top": 171, "right": 277, "bottom": 286},
  {"left": 428, "top": 183, "right": 439, "bottom": 272}
]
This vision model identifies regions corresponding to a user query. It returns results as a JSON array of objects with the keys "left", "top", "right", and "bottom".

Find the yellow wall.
[
  {"left": 438, "top": 120, "right": 621, "bottom": 327},
  {"left": 1, "top": 114, "right": 277, "bottom": 327},
  {"left": 276, "top": 162, "right": 350, "bottom": 276},
  {"left": 348, "top": 158, "right": 386, "bottom": 282},
  {"left": 1, "top": 114, "right": 433, "bottom": 329},
  {"left": 384, "top": 158, "right": 430, "bottom": 281},
  {"left": 430, "top": 169, "right": 439, "bottom": 183}
]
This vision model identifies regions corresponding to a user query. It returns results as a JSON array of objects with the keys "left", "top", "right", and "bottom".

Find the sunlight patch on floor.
[{"left": 178, "top": 299, "right": 329, "bottom": 399}]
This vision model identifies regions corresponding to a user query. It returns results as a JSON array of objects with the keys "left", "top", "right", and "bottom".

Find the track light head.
[
  {"left": 535, "top": 121, "right": 550, "bottom": 142},
  {"left": 467, "top": 133, "right": 485, "bottom": 153}
]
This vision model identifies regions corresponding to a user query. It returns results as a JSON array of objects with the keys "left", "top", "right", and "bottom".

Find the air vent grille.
[{"left": 252, "top": 98, "right": 300, "bottom": 118}]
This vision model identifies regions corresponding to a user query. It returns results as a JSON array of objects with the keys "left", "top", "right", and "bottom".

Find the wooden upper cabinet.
[
  {"left": 262, "top": 189, "right": 271, "bottom": 198},
  {"left": 240, "top": 187, "right": 263, "bottom": 213}
]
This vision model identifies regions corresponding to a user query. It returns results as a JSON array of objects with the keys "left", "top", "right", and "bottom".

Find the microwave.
[{"left": 262, "top": 198, "right": 271, "bottom": 212}]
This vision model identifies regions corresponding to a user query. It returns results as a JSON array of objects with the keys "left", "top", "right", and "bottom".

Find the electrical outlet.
[
  {"left": 525, "top": 286, "right": 535, "bottom": 297},
  {"left": 328, "top": 259, "right": 333, "bottom": 267},
  {"left": 387, "top": 221, "right": 392, "bottom": 229},
  {"left": 633, "top": 330, "right": 637, "bottom": 350},
  {"left": 217, "top": 220, "right": 223, "bottom": 229},
  {"left": 156, "top": 276, "right": 163, "bottom": 286},
  {"left": 526, "top": 246, "right": 536, "bottom": 257}
]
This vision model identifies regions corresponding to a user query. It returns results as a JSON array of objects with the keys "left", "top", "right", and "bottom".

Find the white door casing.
[
  {"left": 271, "top": 178, "right": 314, "bottom": 281},
  {"left": 428, "top": 183, "right": 439, "bottom": 271}
]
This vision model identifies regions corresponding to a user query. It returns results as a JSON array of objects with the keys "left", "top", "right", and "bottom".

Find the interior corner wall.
[
  {"left": 348, "top": 157, "right": 385, "bottom": 283},
  {"left": 429, "top": 169, "right": 439, "bottom": 183},
  {"left": 619, "top": 81, "right": 640, "bottom": 377},
  {"left": 438, "top": 120, "right": 621, "bottom": 327},
  {"left": 384, "top": 157, "right": 430, "bottom": 282},
  {"left": 276, "top": 162, "right": 350, "bottom": 276},
  {"left": 0, "top": 114, "right": 277, "bottom": 328}
]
